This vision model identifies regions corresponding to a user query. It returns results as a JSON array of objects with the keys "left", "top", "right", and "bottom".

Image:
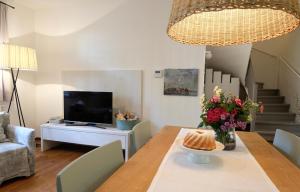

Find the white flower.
[
  {"left": 214, "top": 86, "right": 222, "bottom": 96},
  {"left": 247, "top": 115, "right": 253, "bottom": 122},
  {"left": 200, "top": 94, "right": 206, "bottom": 107}
]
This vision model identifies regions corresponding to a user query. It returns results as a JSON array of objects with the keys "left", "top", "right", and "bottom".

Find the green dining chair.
[
  {"left": 273, "top": 129, "right": 300, "bottom": 167},
  {"left": 56, "top": 140, "right": 124, "bottom": 192},
  {"left": 131, "top": 121, "right": 152, "bottom": 154}
]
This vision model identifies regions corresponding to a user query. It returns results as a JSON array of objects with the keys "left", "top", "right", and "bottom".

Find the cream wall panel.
[
  {"left": 33, "top": 0, "right": 206, "bottom": 135},
  {"left": 206, "top": 45, "right": 252, "bottom": 85},
  {"left": 62, "top": 70, "right": 142, "bottom": 117},
  {"left": 251, "top": 49, "right": 279, "bottom": 89},
  {"left": 205, "top": 69, "right": 240, "bottom": 98}
]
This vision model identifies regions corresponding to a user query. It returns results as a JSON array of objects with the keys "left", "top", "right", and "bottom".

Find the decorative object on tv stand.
[
  {"left": 115, "top": 111, "right": 139, "bottom": 130},
  {"left": 0, "top": 44, "right": 38, "bottom": 127},
  {"left": 199, "top": 86, "right": 262, "bottom": 150},
  {"left": 167, "top": 0, "right": 300, "bottom": 46},
  {"left": 164, "top": 69, "right": 198, "bottom": 96},
  {"left": 49, "top": 116, "right": 64, "bottom": 124}
]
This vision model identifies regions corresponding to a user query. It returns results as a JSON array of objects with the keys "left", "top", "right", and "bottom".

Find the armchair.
[{"left": 0, "top": 113, "right": 35, "bottom": 185}]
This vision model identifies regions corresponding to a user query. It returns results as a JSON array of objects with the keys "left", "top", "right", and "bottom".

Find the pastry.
[{"left": 183, "top": 130, "right": 216, "bottom": 151}]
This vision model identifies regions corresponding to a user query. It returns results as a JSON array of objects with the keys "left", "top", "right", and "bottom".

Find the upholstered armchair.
[{"left": 0, "top": 113, "right": 35, "bottom": 185}]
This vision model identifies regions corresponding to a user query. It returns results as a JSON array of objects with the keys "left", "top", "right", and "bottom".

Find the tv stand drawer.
[{"left": 42, "top": 127, "right": 127, "bottom": 148}]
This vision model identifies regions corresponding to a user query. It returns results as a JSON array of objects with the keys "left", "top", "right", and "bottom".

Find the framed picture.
[{"left": 164, "top": 69, "right": 199, "bottom": 96}]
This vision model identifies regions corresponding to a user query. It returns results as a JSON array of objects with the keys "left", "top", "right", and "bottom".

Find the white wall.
[
  {"left": 4, "top": 2, "right": 37, "bottom": 129},
  {"left": 34, "top": 0, "right": 205, "bottom": 135},
  {"left": 250, "top": 49, "right": 280, "bottom": 89},
  {"left": 278, "top": 29, "right": 300, "bottom": 120},
  {"left": 253, "top": 34, "right": 291, "bottom": 58},
  {"left": 277, "top": 59, "right": 300, "bottom": 120},
  {"left": 34, "top": 0, "right": 130, "bottom": 36},
  {"left": 279, "top": 28, "right": 300, "bottom": 74},
  {"left": 8, "top": 1, "right": 35, "bottom": 39},
  {"left": 7, "top": 0, "right": 206, "bottom": 135},
  {"left": 206, "top": 44, "right": 252, "bottom": 85},
  {"left": 62, "top": 70, "right": 143, "bottom": 117},
  {"left": 253, "top": 28, "right": 300, "bottom": 119},
  {"left": 253, "top": 28, "right": 300, "bottom": 81}
]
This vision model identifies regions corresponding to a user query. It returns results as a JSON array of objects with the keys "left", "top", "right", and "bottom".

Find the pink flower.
[
  {"left": 210, "top": 96, "right": 220, "bottom": 103},
  {"left": 259, "top": 105, "right": 264, "bottom": 113},
  {"left": 237, "top": 121, "right": 247, "bottom": 130},
  {"left": 230, "top": 123, "right": 237, "bottom": 129},
  {"left": 220, "top": 114, "right": 226, "bottom": 120},
  {"left": 234, "top": 98, "right": 242, "bottom": 107},
  {"left": 221, "top": 125, "right": 227, "bottom": 131}
]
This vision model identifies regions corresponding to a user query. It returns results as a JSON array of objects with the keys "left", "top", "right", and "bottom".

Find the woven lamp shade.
[
  {"left": 167, "top": 0, "right": 300, "bottom": 46},
  {"left": 0, "top": 44, "right": 38, "bottom": 71}
]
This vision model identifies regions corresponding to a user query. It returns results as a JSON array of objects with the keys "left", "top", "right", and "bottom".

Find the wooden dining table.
[{"left": 96, "top": 126, "right": 300, "bottom": 192}]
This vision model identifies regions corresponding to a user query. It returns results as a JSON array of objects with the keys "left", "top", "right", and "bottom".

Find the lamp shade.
[
  {"left": 167, "top": 0, "right": 300, "bottom": 46},
  {"left": 0, "top": 44, "right": 38, "bottom": 71}
]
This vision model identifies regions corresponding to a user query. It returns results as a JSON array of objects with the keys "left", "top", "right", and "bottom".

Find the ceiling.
[
  {"left": 13, "top": 0, "right": 87, "bottom": 10},
  {"left": 13, "top": 0, "right": 300, "bottom": 11}
]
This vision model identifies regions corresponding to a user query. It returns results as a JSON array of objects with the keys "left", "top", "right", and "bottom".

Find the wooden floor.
[{"left": 0, "top": 144, "right": 94, "bottom": 192}]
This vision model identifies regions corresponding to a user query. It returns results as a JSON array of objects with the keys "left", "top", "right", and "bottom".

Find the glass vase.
[{"left": 215, "top": 128, "right": 236, "bottom": 151}]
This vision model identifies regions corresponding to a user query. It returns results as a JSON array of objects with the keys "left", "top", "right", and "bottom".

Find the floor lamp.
[{"left": 0, "top": 44, "right": 38, "bottom": 127}]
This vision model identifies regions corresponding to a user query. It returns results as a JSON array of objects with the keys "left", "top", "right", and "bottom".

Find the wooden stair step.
[
  {"left": 257, "top": 89, "right": 280, "bottom": 96},
  {"left": 263, "top": 104, "right": 290, "bottom": 112},
  {"left": 256, "top": 112, "right": 296, "bottom": 122},
  {"left": 255, "top": 120, "right": 300, "bottom": 132},
  {"left": 257, "top": 96, "right": 285, "bottom": 104}
]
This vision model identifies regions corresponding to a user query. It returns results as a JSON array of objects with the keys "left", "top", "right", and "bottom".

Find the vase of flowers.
[
  {"left": 115, "top": 111, "right": 139, "bottom": 130},
  {"left": 199, "top": 86, "right": 262, "bottom": 151}
]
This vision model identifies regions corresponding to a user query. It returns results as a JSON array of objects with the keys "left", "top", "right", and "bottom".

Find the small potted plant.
[
  {"left": 115, "top": 111, "right": 139, "bottom": 130},
  {"left": 199, "top": 86, "right": 263, "bottom": 150}
]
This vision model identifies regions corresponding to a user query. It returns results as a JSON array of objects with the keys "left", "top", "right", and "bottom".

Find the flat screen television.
[{"left": 64, "top": 91, "right": 113, "bottom": 125}]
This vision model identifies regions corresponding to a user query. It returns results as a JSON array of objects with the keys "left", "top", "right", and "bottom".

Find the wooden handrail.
[
  {"left": 252, "top": 47, "right": 300, "bottom": 80},
  {"left": 280, "top": 56, "right": 300, "bottom": 80},
  {"left": 251, "top": 47, "right": 276, "bottom": 58},
  {"left": 0, "top": 1, "right": 15, "bottom": 9}
]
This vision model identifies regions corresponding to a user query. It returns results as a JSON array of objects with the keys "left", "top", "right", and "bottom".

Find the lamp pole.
[{"left": 7, "top": 68, "right": 26, "bottom": 127}]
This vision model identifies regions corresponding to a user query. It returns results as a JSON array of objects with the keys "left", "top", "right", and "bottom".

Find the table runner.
[{"left": 148, "top": 128, "right": 279, "bottom": 192}]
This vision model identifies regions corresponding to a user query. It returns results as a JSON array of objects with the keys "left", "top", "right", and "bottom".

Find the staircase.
[
  {"left": 205, "top": 68, "right": 240, "bottom": 98},
  {"left": 255, "top": 83, "right": 300, "bottom": 141}
]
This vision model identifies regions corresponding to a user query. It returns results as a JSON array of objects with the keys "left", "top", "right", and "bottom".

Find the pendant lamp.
[{"left": 167, "top": 0, "right": 300, "bottom": 46}]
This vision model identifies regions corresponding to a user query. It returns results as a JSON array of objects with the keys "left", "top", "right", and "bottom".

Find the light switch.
[{"left": 154, "top": 70, "right": 163, "bottom": 78}]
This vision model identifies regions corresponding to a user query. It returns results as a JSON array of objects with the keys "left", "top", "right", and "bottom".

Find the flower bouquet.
[
  {"left": 199, "top": 86, "right": 262, "bottom": 150},
  {"left": 115, "top": 111, "right": 139, "bottom": 130}
]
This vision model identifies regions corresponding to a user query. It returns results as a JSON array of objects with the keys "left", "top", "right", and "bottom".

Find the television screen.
[{"left": 64, "top": 91, "right": 113, "bottom": 124}]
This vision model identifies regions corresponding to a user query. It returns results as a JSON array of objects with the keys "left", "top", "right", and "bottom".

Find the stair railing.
[
  {"left": 280, "top": 57, "right": 300, "bottom": 80},
  {"left": 251, "top": 47, "right": 300, "bottom": 123}
]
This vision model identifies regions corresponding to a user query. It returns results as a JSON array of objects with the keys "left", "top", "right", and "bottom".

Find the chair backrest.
[
  {"left": 132, "top": 121, "right": 152, "bottom": 152},
  {"left": 273, "top": 129, "right": 300, "bottom": 167},
  {"left": 56, "top": 140, "right": 124, "bottom": 192}
]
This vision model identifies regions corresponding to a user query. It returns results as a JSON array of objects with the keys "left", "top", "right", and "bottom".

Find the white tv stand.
[{"left": 40, "top": 123, "right": 132, "bottom": 161}]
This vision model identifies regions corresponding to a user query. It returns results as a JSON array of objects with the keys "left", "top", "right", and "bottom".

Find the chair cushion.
[
  {"left": 0, "top": 142, "right": 31, "bottom": 184},
  {"left": 0, "top": 113, "right": 10, "bottom": 143}
]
